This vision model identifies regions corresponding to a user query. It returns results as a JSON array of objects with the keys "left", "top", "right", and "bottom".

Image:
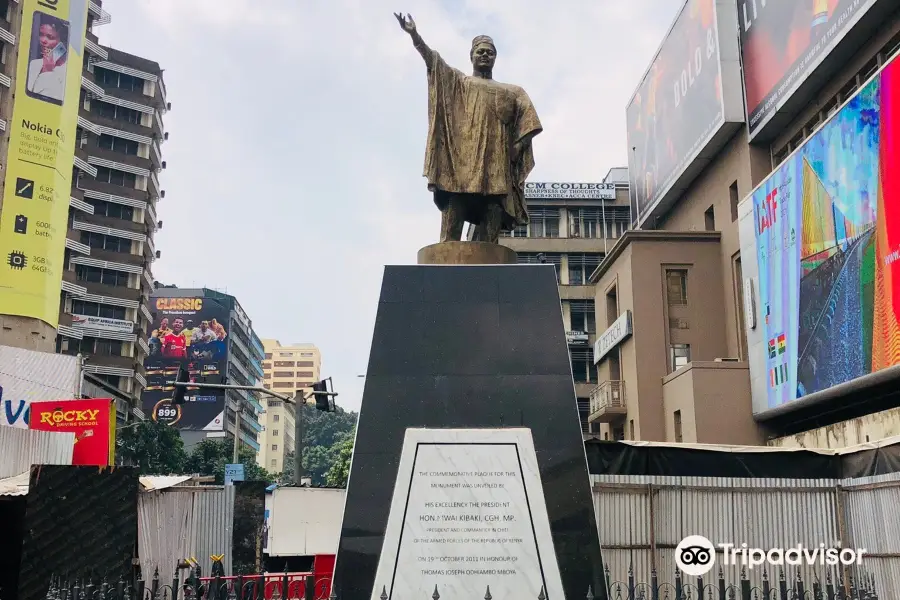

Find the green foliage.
[
  {"left": 325, "top": 431, "right": 354, "bottom": 487},
  {"left": 279, "top": 403, "right": 357, "bottom": 486},
  {"left": 116, "top": 419, "right": 187, "bottom": 475},
  {"left": 184, "top": 438, "right": 276, "bottom": 485}
]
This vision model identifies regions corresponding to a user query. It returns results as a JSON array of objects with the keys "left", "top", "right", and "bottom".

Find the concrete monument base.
[{"left": 416, "top": 241, "right": 517, "bottom": 265}]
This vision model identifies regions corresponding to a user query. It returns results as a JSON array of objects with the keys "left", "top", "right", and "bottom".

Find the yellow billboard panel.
[{"left": 0, "top": 0, "right": 89, "bottom": 327}]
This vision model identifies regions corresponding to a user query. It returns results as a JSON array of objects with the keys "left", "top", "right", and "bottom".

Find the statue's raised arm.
[{"left": 394, "top": 12, "right": 434, "bottom": 65}]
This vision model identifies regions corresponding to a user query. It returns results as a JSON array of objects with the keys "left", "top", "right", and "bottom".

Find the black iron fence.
[
  {"left": 603, "top": 564, "right": 879, "bottom": 600},
  {"left": 44, "top": 567, "right": 334, "bottom": 600}
]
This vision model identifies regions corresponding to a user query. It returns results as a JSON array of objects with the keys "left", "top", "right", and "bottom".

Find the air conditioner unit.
[
  {"left": 161, "top": 190, "right": 166, "bottom": 198},
  {"left": 161, "top": 161, "right": 167, "bottom": 169},
  {"left": 166, "top": 102, "right": 172, "bottom": 111},
  {"left": 164, "top": 132, "right": 169, "bottom": 140},
  {"left": 155, "top": 250, "right": 161, "bottom": 259},
  {"left": 157, "top": 220, "right": 163, "bottom": 229}
]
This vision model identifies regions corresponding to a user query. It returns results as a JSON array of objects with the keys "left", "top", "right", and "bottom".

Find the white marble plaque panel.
[{"left": 370, "top": 428, "right": 564, "bottom": 600}]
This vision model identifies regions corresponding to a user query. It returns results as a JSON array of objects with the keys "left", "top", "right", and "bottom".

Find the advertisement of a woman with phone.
[{"left": 25, "top": 12, "right": 69, "bottom": 106}]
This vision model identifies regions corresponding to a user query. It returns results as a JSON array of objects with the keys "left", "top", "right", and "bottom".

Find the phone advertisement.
[
  {"left": 28, "top": 398, "right": 116, "bottom": 466},
  {"left": 0, "top": 0, "right": 89, "bottom": 327}
]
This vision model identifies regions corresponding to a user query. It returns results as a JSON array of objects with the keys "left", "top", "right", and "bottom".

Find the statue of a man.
[{"left": 394, "top": 13, "right": 543, "bottom": 244}]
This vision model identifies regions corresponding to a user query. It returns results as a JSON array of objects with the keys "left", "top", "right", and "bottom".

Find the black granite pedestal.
[{"left": 333, "top": 264, "right": 606, "bottom": 600}]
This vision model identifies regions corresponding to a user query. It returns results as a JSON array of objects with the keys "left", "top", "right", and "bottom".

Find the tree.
[
  {"left": 116, "top": 420, "right": 187, "bottom": 475},
  {"left": 278, "top": 404, "right": 358, "bottom": 486},
  {"left": 325, "top": 431, "right": 354, "bottom": 487},
  {"left": 184, "top": 438, "right": 276, "bottom": 485}
]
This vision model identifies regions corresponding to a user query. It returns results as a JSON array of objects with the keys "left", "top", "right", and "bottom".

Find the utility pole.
[{"left": 232, "top": 396, "right": 242, "bottom": 463}]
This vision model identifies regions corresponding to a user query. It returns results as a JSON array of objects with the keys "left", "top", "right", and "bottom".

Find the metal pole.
[
  {"left": 232, "top": 396, "right": 241, "bottom": 463},
  {"left": 601, "top": 197, "right": 608, "bottom": 254},
  {"left": 294, "top": 396, "right": 305, "bottom": 486}
]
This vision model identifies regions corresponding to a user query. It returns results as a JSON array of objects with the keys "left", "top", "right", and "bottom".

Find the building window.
[
  {"left": 271, "top": 444, "right": 278, "bottom": 451},
  {"left": 271, "top": 459, "right": 277, "bottom": 467},
  {"left": 629, "top": 420, "right": 635, "bottom": 440},
  {"left": 98, "top": 134, "right": 139, "bottom": 156},
  {"left": 517, "top": 253, "right": 562, "bottom": 283},
  {"left": 570, "top": 349, "right": 597, "bottom": 384},
  {"left": 264, "top": 373, "right": 271, "bottom": 379},
  {"left": 272, "top": 382, "right": 293, "bottom": 388},
  {"left": 278, "top": 352, "right": 293, "bottom": 357},
  {"left": 71, "top": 300, "right": 126, "bottom": 320},
  {"left": 665, "top": 269, "right": 688, "bottom": 306},
  {"left": 87, "top": 198, "right": 135, "bottom": 221},
  {"left": 567, "top": 254, "right": 603, "bottom": 286},
  {"left": 265, "top": 353, "right": 273, "bottom": 359},
  {"left": 71, "top": 336, "right": 123, "bottom": 357},
  {"left": 95, "top": 67, "right": 144, "bottom": 93},
  {"left": 273, "top": 414, "right": 280, "bottom": 422},
  {"left": 569, "top": 300, "right": 596, "bottom": 334},
  {"left": 296, "top": 371, "right": 314, "bottom": 378},
  {"left": 80, "top": 231, "right": 131, "bottom": 254},
  {"left": 501, "top": 224, "right": 528, "bottom": 238},
  {"left": 95, "top": 165, "right": 137, "bottom": 188},
  {"left": 274, "top": 371, "right": 293, "bottom": 378},
  {"left": 528, "top": 208, "right": 560, "bottom": 238},
  {"left": 296, "top": 361, "right": 314, "bottom": 367},
  {"left": 272, "top": 430, "right": 279, "bottom": 437},
  {"left": 94, "top": 100, "right": 142, "bottom": 125},
  {"left": 570, "top": 208, "right": 602, "bottom": 239},
  {"left": 274, "top": 361, "right": 294, "bottom": 367},
  {"left": 704, "top": 205, "right": 715, "bottom": 231},
  {"left": 612, "top": 426, "right": 625, "bottom": 441},
  {"left": 75, "top": 265, "right": 130, "bottom": 287},
  {"left": 674, "top": 410, "right": 683, "bottom": 443},
  {"left": 729, "top": 182, "right": 739, "bottom": 222},
  {"left": 670, "top": 344, "right": 691, "bottom": 371}
]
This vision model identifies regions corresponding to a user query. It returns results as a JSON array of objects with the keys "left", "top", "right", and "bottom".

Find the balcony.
[
  {"left": 78, "top": 176, "right": 150, "bottom": 204},
  {"left": 79, "top": 213, "right": 148, "bottom": 236},
  {"left": 81, "top": 107, "right": 153, "bottom": 139},
  {"left": 88, "top": 247, "right": 145, "bottom": 267},
  {"left": 88, "top": 145, "right": 153, "bottom": 174},
  {"left": 588, "top": 380, "right": 627, "bottom": 423},
  {"left": 0, "top": 17, "right": 16, "bottom": 46},
  {"left": 78, "top": 280, "right": 142, "bottom": 302}
]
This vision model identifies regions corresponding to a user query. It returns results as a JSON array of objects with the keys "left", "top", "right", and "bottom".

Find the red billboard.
[
  {"left": 741, "top": 0, "right": 880, "bottom": 137},
  {"left": 29, "top": 398, "right": 116, "bottom": 465}
]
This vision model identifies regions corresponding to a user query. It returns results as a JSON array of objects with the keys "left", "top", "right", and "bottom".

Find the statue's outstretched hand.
[{"left": 394, "top": 12, "right": 416, "bottom": 34}]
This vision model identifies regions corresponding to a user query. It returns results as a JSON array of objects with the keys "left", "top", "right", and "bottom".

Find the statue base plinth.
[{"left": 416, "top": 241, "right": 517, "bottom": 265}]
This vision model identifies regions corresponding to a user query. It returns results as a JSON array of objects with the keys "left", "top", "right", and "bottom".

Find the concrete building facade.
[
  {"left": 258, "top": 340, "right": 321, "bottom": 473},
  {"left": 0, "top": 0, "right": 167, "bottom": 412},
  {"left": 589, "top": 0, "right": 900, "bottom": 446}
]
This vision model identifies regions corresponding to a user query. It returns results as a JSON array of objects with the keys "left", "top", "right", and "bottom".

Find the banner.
[
  {"left": 626, "top": 0, "right": 724, "bottom": 226},
  {"left": 28, "top": 398, "right": 115, "bottom": 465},
  {"left": 524, "top": 182, "right": 616, "bottom": 200},
  {"left": 0, "top": 346, "right": 81, "bottom": 428},
  {"left": 141, "top": 295, "right": 230, "bottom": 430},
  {"left": 741, "top": 0, "right": 880, "bottom": 138},
  {"left": 748, "top": 51, "right": 900, "bottom": 412},
  {"left": 0, "top": 0, "right": 89, "bottom": 327},
  {"left": 71, "top": 314, "right": 135, "bottom": 334}
]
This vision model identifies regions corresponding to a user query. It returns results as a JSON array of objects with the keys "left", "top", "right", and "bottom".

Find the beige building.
[
  {"left": 257, "top": 340, "right": 322, "bottom": 473},
  {"left": 588, "top": 4, "right": 900, "bottom": 446}
]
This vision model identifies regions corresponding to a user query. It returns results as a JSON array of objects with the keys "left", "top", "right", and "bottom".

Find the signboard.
[
  {"left": 565, "top": 330, "right": 589, "bottom": 346},
  {"left": 371, "top": 428, "right": 564, "bottom": 600},
  {"left": 626, "top": 0, "right": 743, "bottom": 227},
  {"left": 0, "top": 0, "right": 90, "bottom": 327},
  {"left": 71, "top": 314, "right": 135, "bottom": 334},
  {"left": 743, "top": 51, "right": 900, "bottom": 413},
  {"left": 741, "top": 0, "right": 880, "bottom": 139},
  {"left": 29, "top": 398, "right": 115, "bottom": 466},
  {"left": 524, "top": 182, "right": 615, "bottom": 200},
  {"left": 225, "top": 463, "right": 245, "bottom": 486},
  {"left": 593, "top": 311, "right": 633, "bottom": 364},
  {"left": 0, "top": 346, "right": 81, "bottom": 428},
  {"left": 142, "top": 294, "right": 230, "bottom": 430}
]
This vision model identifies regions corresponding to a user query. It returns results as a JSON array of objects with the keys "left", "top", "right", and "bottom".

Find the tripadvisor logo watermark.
[{"left": 675, "top": 535, "right": 867, "bottom": 577}]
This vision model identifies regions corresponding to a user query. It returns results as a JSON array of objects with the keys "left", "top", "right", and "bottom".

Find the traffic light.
[
  {"left": 312, "top": 379, "right": 332, "bottom": 412},
  {"left": 171, "top": 365, "right": 191, "bottom": 405}
]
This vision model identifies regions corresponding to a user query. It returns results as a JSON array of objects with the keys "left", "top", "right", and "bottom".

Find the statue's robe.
[{"left": 423, "top": 51, "right": 542, "bottom": 230}]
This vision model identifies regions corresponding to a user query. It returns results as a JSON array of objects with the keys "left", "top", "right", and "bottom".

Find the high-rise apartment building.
[
  {"left": 258, "top": 340, "right": 321, "bottom": 473},
  {"left": 484, "top": 172, "right": 630, "bottom": 435},
  {"left": 0, "top": 0, "right": 167, "bottom": 411}
]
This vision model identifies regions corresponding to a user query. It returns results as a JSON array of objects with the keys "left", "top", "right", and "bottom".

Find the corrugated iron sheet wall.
[
  {"left": 0, "top": 427, "right": 74, "bottom": 479},
  {"left": 137, "top": 486, "right": 234, "bottom": 578},
  {"left": 591, "top": 473, "right": 897, "bottom": 594},
  {"left": 17, "top": 466, "right": 139, "bottom": 600}
]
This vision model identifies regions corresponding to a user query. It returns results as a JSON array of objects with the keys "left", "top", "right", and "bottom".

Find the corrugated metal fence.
[
  {"left": 138, "top": 485, "right": 235, "bottom": 579},
  {"left": 0, "top": 426, "right": 73, "bottom": 478},
  {"left": 592, "top": 473, "right": 900, "bottom": 594}
]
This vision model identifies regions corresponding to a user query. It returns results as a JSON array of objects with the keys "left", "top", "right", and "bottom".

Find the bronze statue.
[{"left": 394, "top": 13, "right": 543, "bottom": 244}]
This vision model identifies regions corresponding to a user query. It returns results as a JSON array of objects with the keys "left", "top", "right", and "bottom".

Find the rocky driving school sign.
[{"left": 29, "top": 398, "right": 116, "bottom": 466}]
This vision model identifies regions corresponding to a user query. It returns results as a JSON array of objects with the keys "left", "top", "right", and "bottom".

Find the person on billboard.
[
  {"left": 148, "top": 317, "right": 171, "bottom": 356},
  {"left": 183, "top": 319, "right": 195, "bottom": 347},
  {"left": 25, "top": 17, "right": 69, "bottom": 104},
  {"left": 210, "top": 318, "right": 227, "bottom": 341},
  {"left": 189, "top": 321, "right": 218, "bottom": 359},
  {"left": 161, "top": 318, "right": 188, "bottom": 359}
]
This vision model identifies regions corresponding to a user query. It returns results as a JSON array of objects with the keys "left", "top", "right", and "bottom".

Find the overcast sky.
[{"left": 99, "top": 0, "right": 678, "bottom": 412}]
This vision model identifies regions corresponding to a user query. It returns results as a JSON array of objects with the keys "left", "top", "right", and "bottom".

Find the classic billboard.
[
  {"left": 0, "top": 0, "right": 89, "bottom": 327},
  {"left": 0, "top": 346, "right": 81, "bottom": 428},
  {"left": 740, "top": 0, "right": 881, "bottom": 139},
  {"left": 141, "top": 295, "right": 229, "bottom": 430},
  {"left": 28, "top": 398, "right": 115, "bottom": 465},
  {"left": 744, "top": 51, "right": 900, "bottom": 413},
  {"left": 626, "top": 0, "right": 744, "bottom": 228}
]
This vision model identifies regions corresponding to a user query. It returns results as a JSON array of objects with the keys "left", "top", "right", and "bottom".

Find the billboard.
[
  {"left": 0, "top": 346, "right": 81, "bottom": 428},
  {"left": 29, "top": 398, "right": 115, "bottom": 465},
  {"left": 741, "top": 0, "right": 880, "bottom": 139},
  {"left": 0, "top": 0, "right": 89, "bottom": 327},
  {"left": 745, "top": 51, "right": 900, "bottom": 412},
  {"left": 626, "top": 0, "right": 743, "bottom": 228},
  {"left": 524, "top": 182, "right": 616, "bottom": 200},
  {"left": 141, "top": 295, "right": 230, "bottom": 430}
]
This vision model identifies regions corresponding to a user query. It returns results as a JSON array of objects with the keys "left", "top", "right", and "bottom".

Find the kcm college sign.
[{"left": 525, "top": 182, "right": 616, "bottom": 200}]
